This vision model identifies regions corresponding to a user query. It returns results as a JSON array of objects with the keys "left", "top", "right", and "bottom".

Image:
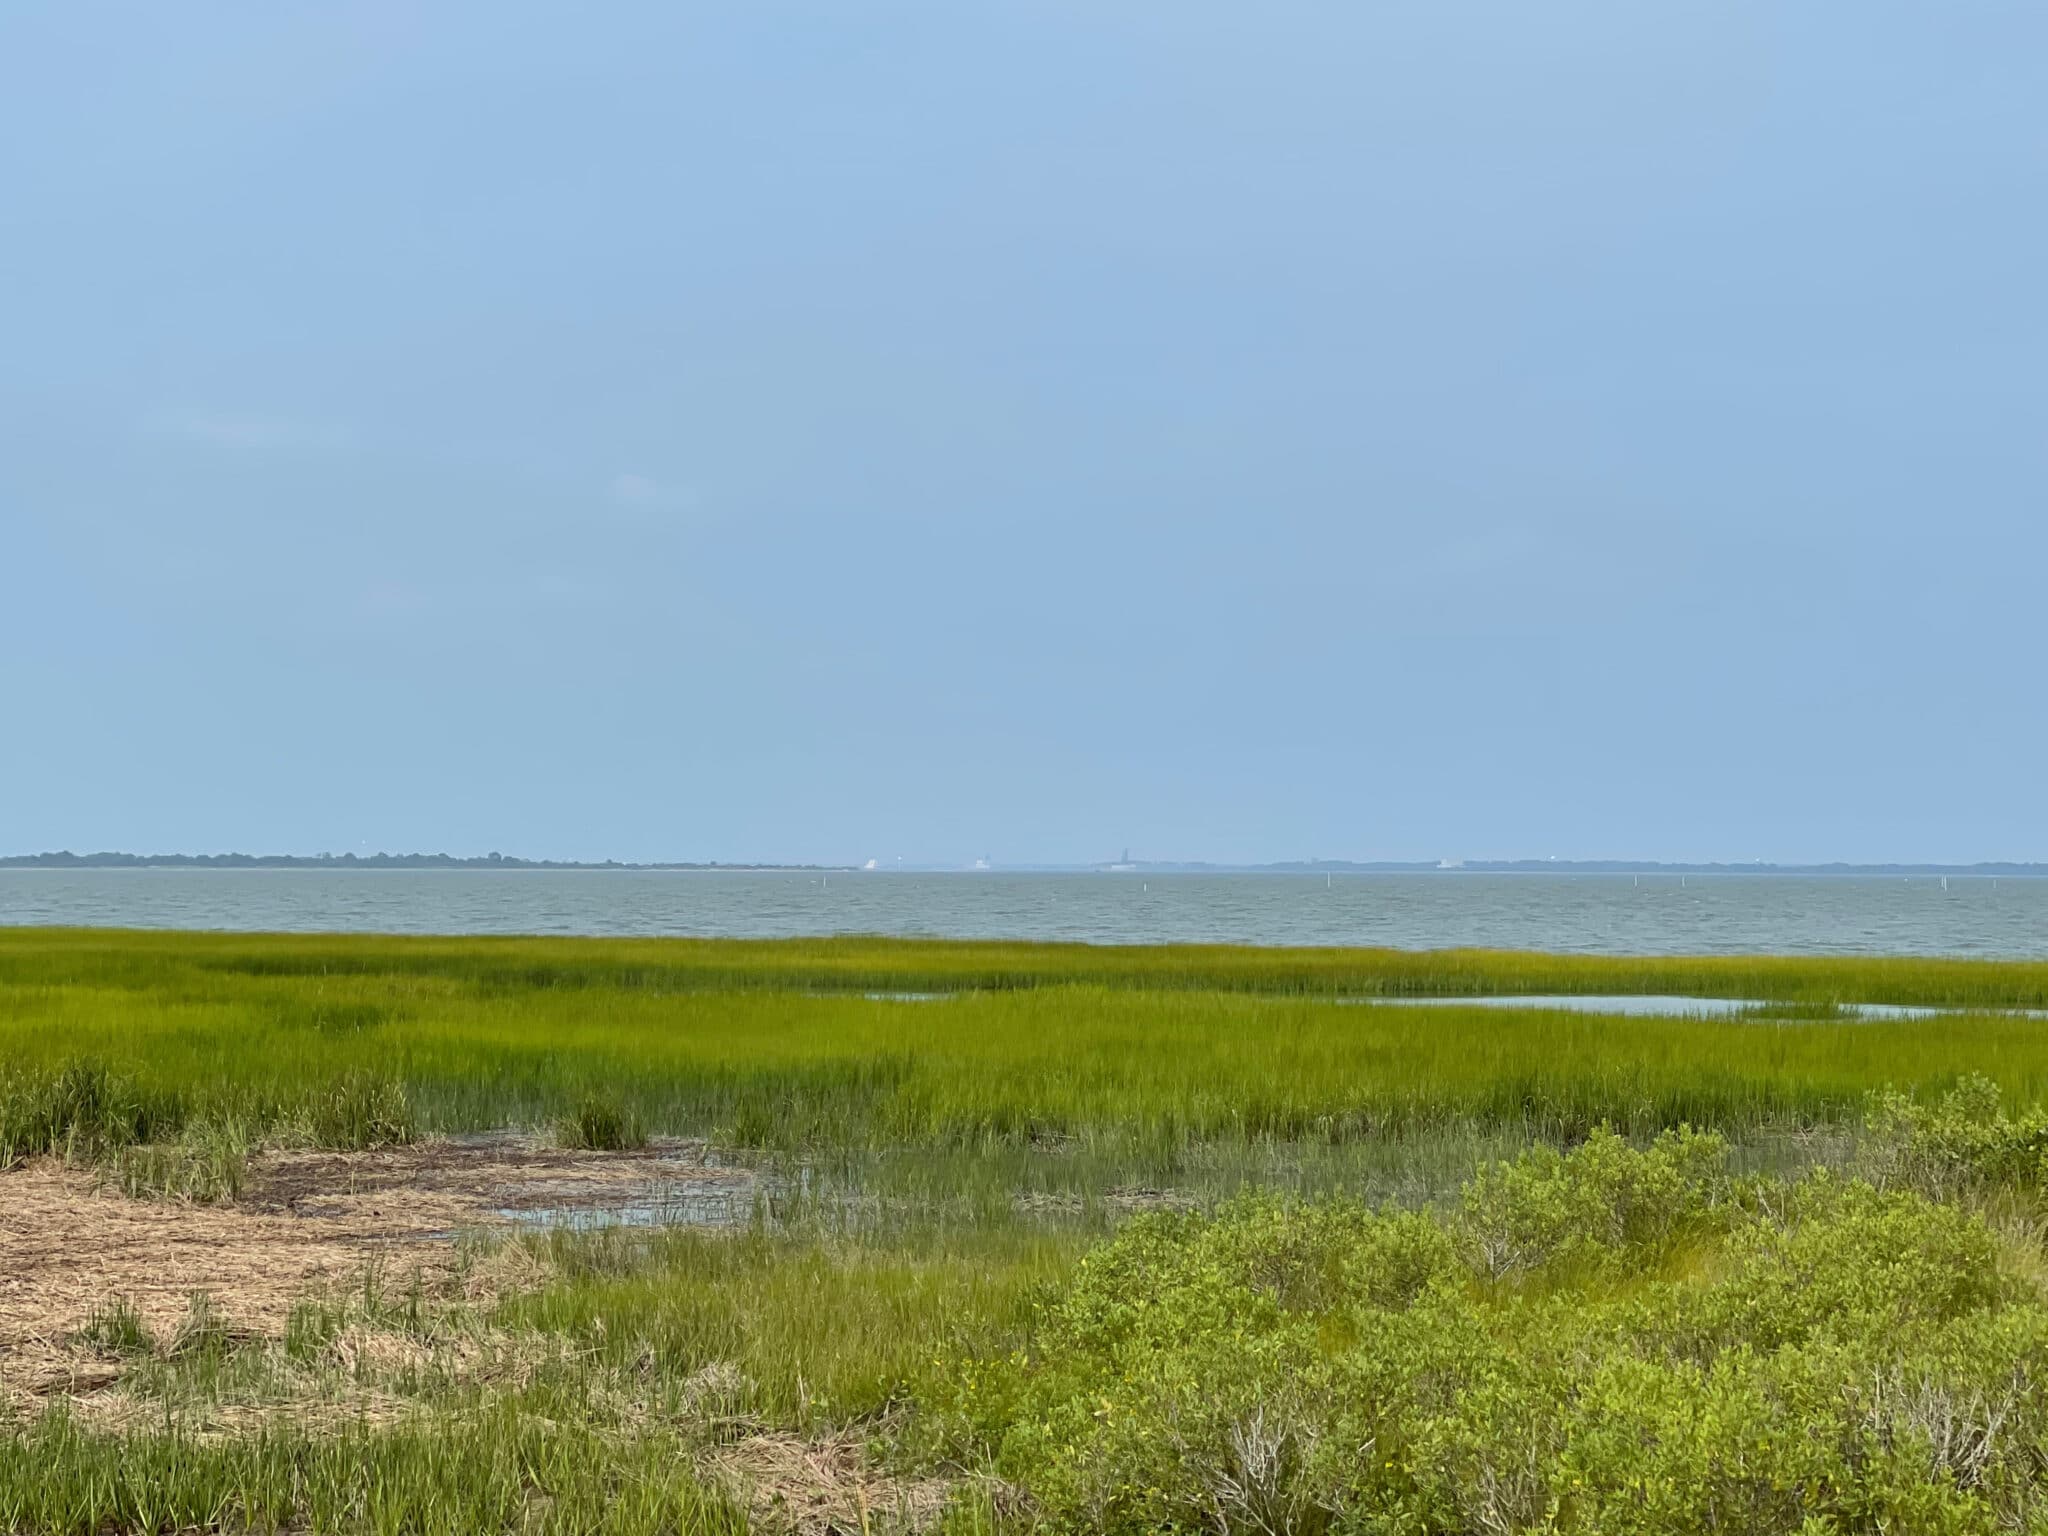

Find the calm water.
[{"left": 3, "top": 869, "right": 2046, "bottom": 955}]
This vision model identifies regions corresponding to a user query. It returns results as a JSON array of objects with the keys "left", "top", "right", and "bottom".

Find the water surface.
[{"left": 5, "top": 869, "right": 2047, "bottom": 955}]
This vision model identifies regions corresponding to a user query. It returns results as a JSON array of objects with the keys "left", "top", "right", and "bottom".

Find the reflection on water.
[
  {"left": 496, "top": 1160, "right": 825, "bottom": 1232},
  {"left": 496, "top": 1182, "right": 763, "bottom": 1231},
  {"left": 1358, "top": 994, "right": 2048, "bottom": 1020}
]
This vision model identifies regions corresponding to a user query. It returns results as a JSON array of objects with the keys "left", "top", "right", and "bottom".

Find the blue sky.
[{"left": 3, "top": 2, "right": 2043, "bottom": 865}]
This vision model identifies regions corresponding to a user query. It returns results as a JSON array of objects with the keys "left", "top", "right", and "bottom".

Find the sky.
[{"left": 3, "top": 2, "right": 2044, "bottom": 867}]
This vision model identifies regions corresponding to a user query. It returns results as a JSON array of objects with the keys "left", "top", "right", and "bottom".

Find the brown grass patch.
[
  {"left": 707, "top": 1429, "right": 953, "bottom": 1535},
  {"left": 0, "top": 1134, "right": 755, "bottom": 1409}
]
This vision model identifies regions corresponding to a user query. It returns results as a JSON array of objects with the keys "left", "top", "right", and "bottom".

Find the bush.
[
  {"left": 927, "top": 1135, "right": 2048, "bottom": 1535},
  {"left": 1455, "top": 1124, "right": 1729, "bottom": 1279},
  {"left": 1863, "top": 1073, "right": 2048, "bottom": 1199}
]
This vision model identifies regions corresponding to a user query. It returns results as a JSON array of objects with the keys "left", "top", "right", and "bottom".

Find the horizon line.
[{"left": 7, "top": 850, "right": 2048, "bottom": 876}]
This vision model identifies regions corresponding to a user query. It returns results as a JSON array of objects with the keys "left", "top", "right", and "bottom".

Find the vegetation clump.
[
  {"left": 1864, "top": 1072, "right": 2048, "bottom": 1199},
  {"left": 0, "top": 1055, "right": 413, "bottom": 1196},
  {"left": 302, "top": 1071, "right": 416, "bottom": 1151},
  {"left": 9, "top": 934, "right": 2048, "bottom": 1531},
  {"left": 0, "top": 1411, "right": 748, "bottom": 1535},
  {"left": 556, "top": 1092, "right": 648, "bottom": 1152},
  {"left": 110, "top": 1119, "right": 250, "bottom": 1202},
  {"left": 0, "top": 1059, "right": 181, "bottom": 1167},
  {"left": 70, "top": 1297, "right": 153, "bottom": 1361},
  {"left": 926, "top": 1134, "right": 2048, "bottom": 1535}
]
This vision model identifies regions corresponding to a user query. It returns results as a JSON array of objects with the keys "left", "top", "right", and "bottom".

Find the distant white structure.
[{"left": 862, "top": 858, "right": 878, "bottom": 871}]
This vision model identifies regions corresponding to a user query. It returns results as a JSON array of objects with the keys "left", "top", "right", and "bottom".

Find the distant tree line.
[{"left": 0, "top": 851, "right": 840, "bottom": 871}]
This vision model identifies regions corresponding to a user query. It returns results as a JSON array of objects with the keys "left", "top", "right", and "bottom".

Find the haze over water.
[{"left": 4, "top": 870, "right": 2045, "bottom": 957}]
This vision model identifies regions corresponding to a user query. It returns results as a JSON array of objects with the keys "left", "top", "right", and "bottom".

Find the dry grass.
[
  {"left": 0, "top": 1162, "right": 448, "bottom": 1362},
  {"left": 241, "top": 1132, "right": 751, "bottom": 1221},
  {"left": 4, "top": 1141, "right": 963, "bottom": 1531},
  {"left": 707, "top": 1428, "right": 954, "bottom": 1535},
  {"left": 0, "top": 1137, "right": 756, "bottom": 1413}
]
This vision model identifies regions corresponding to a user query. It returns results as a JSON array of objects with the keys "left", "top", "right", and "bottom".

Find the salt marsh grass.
[
  {"left": 13, "top": 925, "right": 2048, "bottom": 1006},
  {"left": 5, "top": 931, "right": 2048, "bottom": 1166},
  {"left": 7, "top": 930, "right": 2048, "bottom": 1532}
]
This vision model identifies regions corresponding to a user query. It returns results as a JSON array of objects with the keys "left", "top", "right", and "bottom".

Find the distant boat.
[{"left": 862, "top": 859, "right": 878, "bottom": 871}]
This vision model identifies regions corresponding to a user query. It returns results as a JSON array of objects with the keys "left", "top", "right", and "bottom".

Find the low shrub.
[
  {"left": 1455, "top": 1124, "right": 1729, "bottom": 1279},
  {"left": 1863, "top": 1073, "right": 2048, "bottom": 1199},
  {"left": 927, "top": 1135, "right": 2048, "bottom": 1534}
]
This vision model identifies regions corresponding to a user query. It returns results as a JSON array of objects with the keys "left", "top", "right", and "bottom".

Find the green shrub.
[
  {"left": 1864, "top": 1073, "right": 2048, "bottom": 1198},
  {"left": 928, "top": 1137, "right": 2048, "bottom": 1535},
  {"left": 1455, "top": 1124, "right": 1729, "bottom": 1279}
]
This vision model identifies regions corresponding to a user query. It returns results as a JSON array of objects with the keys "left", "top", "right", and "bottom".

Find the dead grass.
[
  {"left": 1, "top": 1163, "right": 448, "bottom": 1366},
  {"left": 0, "top": 1134, "right": 756, "bottom": 1412},
  {"left": 707, "top": 1428, "right": 953, "bottom": 1535},
  {"left": 8, "top": 1132, "right": 983, "bottom": 1530}
]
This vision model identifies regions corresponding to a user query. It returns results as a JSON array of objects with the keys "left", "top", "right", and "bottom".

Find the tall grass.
[
  {"left": 5, "top": 933, "right": 2048, "bottom": 1162},
  {"left": 0, "top": 1410, "right": 746, "bottom": 1536},
  {"left": 556, "top": 1091, "right": 647, "bottom": 1151},
  {"left": 12, "top": 926, "right": 2048, "bottom": 1006},
  {"left": 6, "top": 931, "right": 2047, "bottom": 1531},
  {"left": 501, "top": 1221, "right": 1081, "bottom": 1428}
]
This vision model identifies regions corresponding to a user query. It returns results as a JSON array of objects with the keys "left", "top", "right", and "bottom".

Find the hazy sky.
[{"left": 4, "top": 2, "right": 2043, "bottom": 866}]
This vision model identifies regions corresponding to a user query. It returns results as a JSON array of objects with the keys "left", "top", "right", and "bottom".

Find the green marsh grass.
[
  {"left": 500, "top": 1220, "right": 1082, "bottom": 1429},
  {"left": 557, "top": 1091, "right": 648, "bottom": 1151},
  {"left": 0, "top": 1409, "right": 748, "bottom": 1536},
  {"left": 7, "top": 930, "right": 2048, "bottom": 1163},
  {"left": 13, "top": 925, "right": 2048, "bottom": 1006},
  {"left": 71, "top": 1296, "right": 153, "bottom": 1360},
  {"left": 9, "top": 930, "right": 2048, "bottom": 1532}
]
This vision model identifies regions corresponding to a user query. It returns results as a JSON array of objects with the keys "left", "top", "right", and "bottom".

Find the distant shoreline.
[
  {"left": 0, "top": 853, "right": 850, "bottom": 873},
  {"left": 5, "top": 853, "right": 2046, "bottom": 878}
]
